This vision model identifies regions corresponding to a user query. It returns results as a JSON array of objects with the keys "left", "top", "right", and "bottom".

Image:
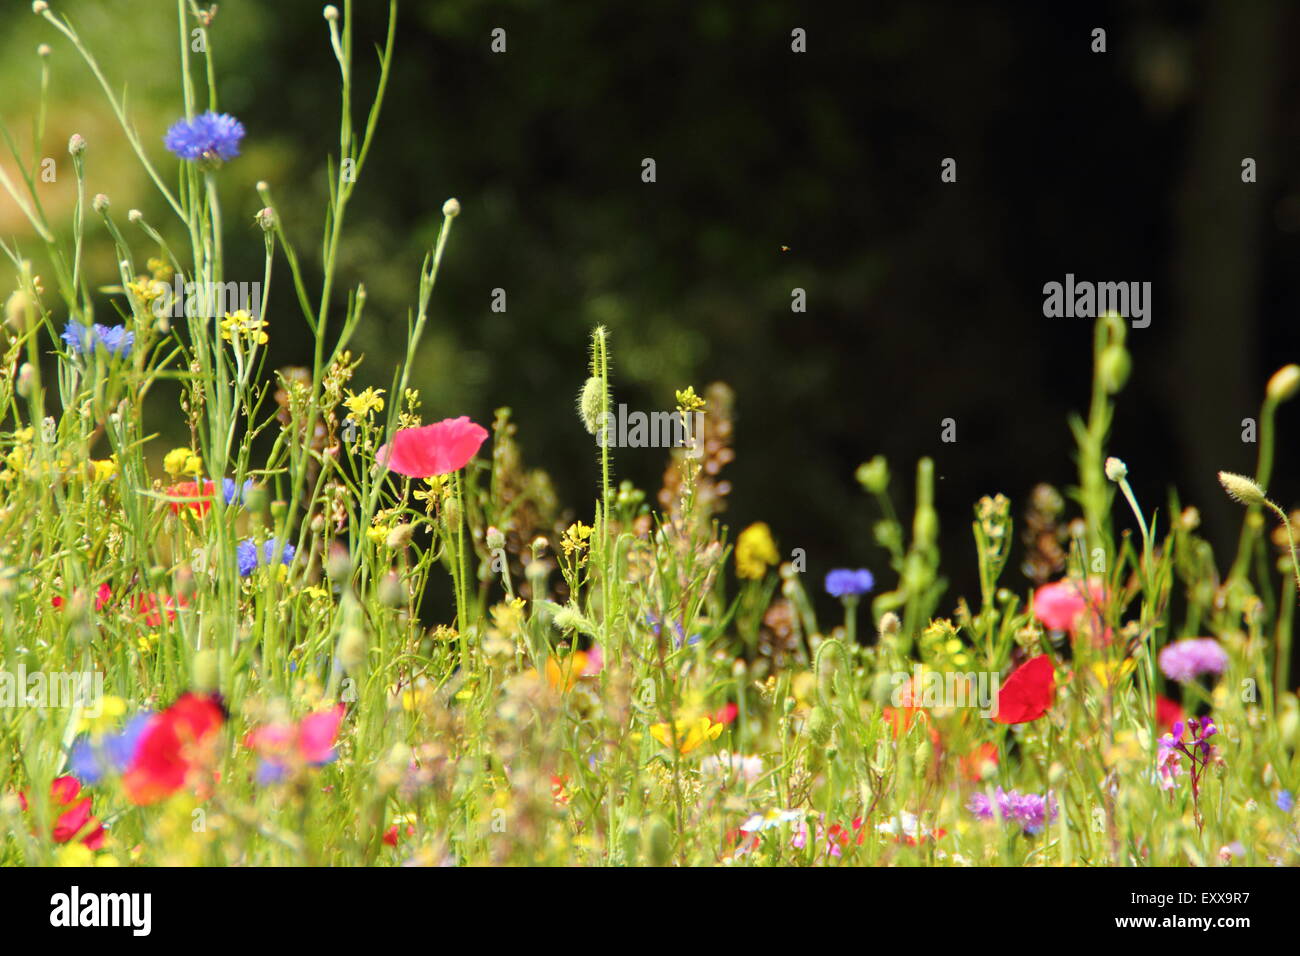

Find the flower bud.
[
  {"left": 68, "top": 133, "right": 85, "bottom": 156},
  {"left": 855, "top": 455, "right": 889, "bottom": 494},
  {"left": 193, "top": 648, "right": 219, "bottom": 692},
  {"left": 1218, "top": 471, "right": 1267, "bottom": 508},
  {"left": 442, "top": 197, "right": 461, "bottom": 218},
  {"left": 641, "top": 815, "right": 672, "bottom": 866},
  {"left": 337, "top": 625, "right": 367, "bottom": 673},
  {"left": 1267, "top": 364, "right": 1300, "bottom": 403},
  {"left": 805, "top": 706, "right": 834, "bottom": 747},
  {"left": 1104, "top": 456, "right": 1127, "bottom": 482}
]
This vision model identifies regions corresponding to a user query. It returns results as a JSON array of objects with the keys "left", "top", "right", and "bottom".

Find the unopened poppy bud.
[
  {"left": 337, "top": 625, "right": 367, "bottom": 673},
  {"left": 641, "top": 814, "right": 672, "bottom": 866},
  {"left": 1104, "top": 457, "right": 1127, "bottom": 482},
  {"left": 805, "top": 706, "right": 833, "bottom": 747},
  {"left": 385, "top": 523, "right": 414, "bottom": 549},
  {"left": 326, "top": 543, "right": 352, "bottom": 581},
  {"left": 1267, "top": 364, "right": 1300, "bottom": 403},
  {"left": 193, "top": 648, "right": 219, "bottom": 692},
  {"left": 378, "top": 571, "right": 405, "bottom": 607},
  {"left": 1098, "top": 345, "right": 1130, "bottom": 394},
  {"left": 1218, "top": 471, "right": 1267, "bottom": 508},
  {"left": 4, "top": 290, "right": 30, "bottom": 329},
  {"left": 578, "top": 376, "right": 605, "bottom": 435}
]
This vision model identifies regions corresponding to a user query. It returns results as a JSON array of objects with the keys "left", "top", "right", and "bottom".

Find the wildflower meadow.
[{"left": 0, "top": 1, "right": 1296, "bottom": 898}]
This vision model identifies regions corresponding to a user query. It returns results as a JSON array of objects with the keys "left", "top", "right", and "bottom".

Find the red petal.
[{"left": 994, "top": 655, "right": 1055, "bottom": 724}]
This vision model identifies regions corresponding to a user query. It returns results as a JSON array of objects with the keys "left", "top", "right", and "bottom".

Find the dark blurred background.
[{"left": 3, "top": 0, "right": 1299, "bottom": 610}]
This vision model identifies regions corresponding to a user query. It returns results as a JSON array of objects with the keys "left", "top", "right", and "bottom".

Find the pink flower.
[
  {"left": 245, "top": 705, "right": 346, "bottom": 782},
  {"left": 1032, "top": 577, "right": 1110, "bottom": 644},
  {"left": 376, "top": 417, "right": 488, "bottom": 478}
]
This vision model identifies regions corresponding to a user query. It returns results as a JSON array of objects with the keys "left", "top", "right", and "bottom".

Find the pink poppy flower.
[
  {"left": 1033, "top": 577, "right": 1111, "bottom": 644},
  {"left": 376, "top": 416, "right": 488, "bottom": 478}
]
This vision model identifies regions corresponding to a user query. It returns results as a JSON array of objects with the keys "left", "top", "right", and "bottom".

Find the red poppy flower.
[
  {"left": 376, "top": 416, "right": 488, "bottom": 478},
  {"left": 993, "top": 655, "right": 1055, "bottom": 724},
  {"left": 1155, "top": 694, "right": 1183, "bottom": 732},
  {"left": 169, "top": 479, "right": 217, "bottom": 517},
  {"left": 122, "top": 692, "right": 225, "bottom": 805},
  {"left": 18, "top": 776, "right": 105, "bottom": 849},
  {"left": 383, "top": 823, "right": 415, "bottom": 846},
  {"left": 958, "top": 742, "right": 999, "bottom": 781},
  {"left": 712, "top": 702, "right": 739, "bottom": 725},
  {"left": 51, "top": 583, "right": 112, "bottom": 612},
  {"left": 135, "top": 592, "right": 188, "bottom": 627}
]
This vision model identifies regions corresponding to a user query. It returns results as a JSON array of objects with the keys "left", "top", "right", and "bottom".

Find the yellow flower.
[
  {"left": 344, "top": 387, "right": 386, "bottom": 420},
  {"left": 219, "top": 309, "right": 269, "bottom": 346},
  {"left": 163, "top": 446, "right": 202, "bottom": 478},
  {"left": 675, "top": 385, "right": 706, "bottom": 415},
  {"left": 735, "top": 522, "right": 779, "bottom": 579},
  {"left": 76, "top": 695, "right": 127, "bottom": 735},
  {"left": 126, "top": 275, "right": 168, "bottom": 311},
  {"left": 1089, "top": 658, "right": 1137, "bottom": 690},
  {"left": 650, "top": 715, "right": 724, "bottom": 754},
  {"left": 146, "top": 257, "right": 174, "bottom": 283},
  {"left": 90, "top": 456, "right": 118, "bottom": 482},
  {"left": 561, "top": 521, "right": 594, "bottom": 558}
]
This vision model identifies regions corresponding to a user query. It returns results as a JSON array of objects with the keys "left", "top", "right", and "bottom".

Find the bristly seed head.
[{"left": 1218, "top": 471, "right": 1267, "bottom": 508}]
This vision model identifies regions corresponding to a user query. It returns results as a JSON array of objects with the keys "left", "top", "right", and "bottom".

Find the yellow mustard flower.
[
  {"left": 163, "top": 446, "right": 202, "bottom": 478},
  {"left": 735, "top": 522, "right": 779, "bottom": 579},
  {"left": 561, "top": 521, "right": 594, "bottom": 558},
  {"left": 344, "top": 387, "right": 386, "bottom": 420},
  {"left": 220, "top": 309, "right": 269, "bottom": 346}
]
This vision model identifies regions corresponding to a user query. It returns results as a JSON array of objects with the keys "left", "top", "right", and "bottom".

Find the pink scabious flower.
[
  {"left": 1158, "top": 638, "right": 1229, "bottom": 683},
  {"left": 376, "top": 416, "right": 488, "bottom": 478},
  {"left": 1032, "top": 577, "right": 1110, "bottom": 643}
]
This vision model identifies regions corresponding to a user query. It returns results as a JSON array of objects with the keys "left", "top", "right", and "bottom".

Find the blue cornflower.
[
  {"left": 62, "top": 320, "right": 134, "bottom": 359},
  {"left": 164, "top": 110, "right": 245, "bottom": 163},
  {"left": 222, "top": 477, "right": 254, "bottom": 506},
  {"left": 644, "top": 611, "right": 701, "bottom": 649},
  {"left": 1278, "top": 790, "right": 1295, "bottom": 813},
  {"left": 237, "top": 537, "right": 296, "bottom": 577},
  {"left": 824, "top": 568, "right": 874, "bottom": 599},
  {"left": 67, "top": 712, "right": 152, "bottom": 784}
]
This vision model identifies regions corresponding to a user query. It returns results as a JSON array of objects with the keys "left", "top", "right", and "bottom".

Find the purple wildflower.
[
  {"left": 164, "top": 111, "right": 245, "bottom": 163},
  {"left": 223, "top": 477, "right": 254, "bottom": 506},
  {"left": 824, "top": 568, "right": 874, "bottom": 599},
  {"left": 1276, "top": 790, "right": 1294, "bottom": 813},
  {"left": 1158, "top": 638, "right": 1229, "bottom": 683},
  {"left": 967, "top": 787, "right": 1058, "bottom": 834}
]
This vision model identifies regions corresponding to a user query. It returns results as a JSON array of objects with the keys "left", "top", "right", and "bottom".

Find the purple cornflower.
[
  {"left": 164, "top": 111, "right": 245, "bottom": 163},
  {"left": 67, "top": 712, "right": 152, "bottom": 783},
  {"left": 62, "top": 320, "right": 134, "bottom": 359},
  {"left": 824, "top": 568, "right": 874, "bottom": 599},
  {"left": 223, "top": 477, "right": 254, "bottom": 506},
  {"left": 237, "top": 537, "right": 295, "bottom": 577},
  {"left": 644, "top": 611, "right": 701, "bottom": 649},
  {"left": 967, "top": 787, "right": 1058, "bottom": 835},
  {"left": 1276, "top": 790, "right": 1294, "bottom": 813},
  {"left": 1158, "top": 638, "right": 1229, "bottom": 683}
]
